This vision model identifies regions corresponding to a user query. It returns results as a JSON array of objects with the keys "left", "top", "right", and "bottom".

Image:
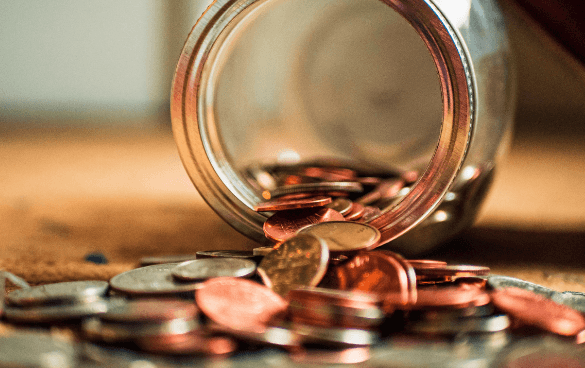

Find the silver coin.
[
  {"left": 292, "top": 324, "right": 379, "bottom": 346},
  {"left": 487, "top": 275, "right": 557, "bottom": 299},
  {"left": 253, "top": 246, "right": 275, "bottom": 257},
  {"left": 552, "top": 291, "right": 585, "bottom": 313},
  {"left": 6, "top": 280, "right": 109, "bottom": 307},
  {"left": 269, "top": 182, "right": 363, "bottom": 198},
  {"left": 325, "top": 198, "right": 353, "bottom": 215},
  {"left": 109, "top": 263, "right": 203, "bottom": 295},
  {"left": 172, "top": 258, "right": 256, "bottom": 281},
  {"left": 83, "top": 317, "right": 199, "bottom": 342},
  {"left": 297, "top": 221, "right": 381, "bottom": 253},
  {"left": 405, "top": 314, "right": 510, "bottom": 335},
  {"left": 4, "top": 299, "right": 110, "bottom": 323},
  {"left": 0, "top": 331, "right": 76, "bottom": 368},
  {"left": 140, "top": 254, "right": 198, "bottom": 266},
  {"left": 99, "top": 298, "right": 199, "bottom": 323},
  {"left": 2, "top": 271, "right": 30, "bottom": 289},
  {"left": 196, "top": 250, "right": 256, "bottom": 259}
]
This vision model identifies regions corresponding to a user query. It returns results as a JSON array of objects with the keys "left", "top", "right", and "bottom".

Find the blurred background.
[{"left": 1, "top": 0, "right": 585, "bottom": 289}]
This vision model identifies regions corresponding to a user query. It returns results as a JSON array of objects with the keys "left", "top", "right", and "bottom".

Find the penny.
[
  {"left": 298, "top": 221, "right": 381, "bottom": 253},
  {"left": 406, "top": 314, "right": 510, "bottom": 335},
  {"left": 415, "top": 265, "right": 490, "bottom": 278},
  {"left": 263, "top": 207, "right": 344, "bottom": 242},
  {"left": 99, "top": 298, "right": 198, "bottom": 323},
  {"left": 109, "top": 263, "right": 203, "bottom": 295},
  {"left": 335, "top": 251, "right": 412, "bottom": 311},
  {"left": 267, "top": 181, "right": 363, "bottom": 199},
  {"left": 195, "top": 250, "right": 257, "bottom": 259},
  {"left": 136, "top": 332, "right": 236, "bottom": 356},
  {"left": 407, "top": 259, "right": 448, "bottom": 268},
  {"left": 258, "top": 234, "right": 329, "bottom": 296},
  {"left": 292, "top": 323, "right": 379, "bottom": 346},
  {"left": 487, "top": 275, "right": 556, "bottom": 299},
  {"left": 83, "top": 316, "right": 199, "bottom": 341},
  {"left": 139, "top": 254, "right": 198, "bottom": 266},
  {"left": 254, "top": 195, "right": 332, "bottom": 212},
  {"left": 209, "top": 322, "right": 302, "bottom": 348},
  {"left": 4, "top": 299, "right": 109, "bottom": 323},
  {"left": 344, "top": 202, "right": 365, "bottom": 221},
  {"left": 358, "top": 206, "right": 382, "bottom": 223},
  {"left": 376, "top": 250, "right": 417, "bottom": 305},
  {"left": 300, "top": 166, "right": 357, "bottom": 182},
  {"left": 7, "top": 281, "right": 109, "bottom": 307},
  {"left": 196, "top": 277, "right": 288, "bottom": 332},
  {"left": 290, "top": 347, "right": 370, "bottom": 365},
  {"left": 325, "top": 198, "right": 353, "bottom": 215},
  {"left": 171, "top": 258, "right": 256, "bottom": 280},
  {"left": 409, "top": 285, "right": 490, "bottom": 310},
  {"left": 355, "top": 179, "right": 404, "bottom": 205},
  {"left": 490, "top": 287, "right": 585, "bottom": 336}
]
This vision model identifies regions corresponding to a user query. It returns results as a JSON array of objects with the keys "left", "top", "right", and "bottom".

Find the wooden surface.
[{"left": 1, "top": 127, "right": 585, "bottom": 293}]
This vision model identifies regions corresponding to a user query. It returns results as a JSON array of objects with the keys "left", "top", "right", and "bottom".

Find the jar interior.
[{"left": 200, "top": 0, "right": 442, "bottom": 204}]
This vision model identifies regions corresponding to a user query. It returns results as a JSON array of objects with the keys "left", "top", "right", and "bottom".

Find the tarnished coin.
[
  {"left": 196, "top": 277, "right": 288, "bottom": 332},
  {"left": 109, "top": 263, "right": 202, "bottom": 295},
  {"left": 406, "top": 314, "right": 510, "bottom": 335},
  {"left": 325, "top": 198, "right": 353, "bottom": 215},
  {"left": 267, "top": 181, "right": 363, "bottom": 199},
  {"left": 292, "top": 324, "right": 379, "bottom": 346},
  {"left": 99, "top": 298, "right": 198, "bottom": 323},
  {"left": 139, "top": 254, "right": 197, "bottom": 266},
  {"left": 171, "top": 258, "right": 256, "bottom": 281},
  {"left": 263, "top": 207, "right": 345, "bottom": 242},
  {"left": 298, "top": 221, "right": 381, "bottom": 253},
  {"left": 7, "top": 280, "right": 109, "bottom": 307},
  {"left": 4, "top": 299, "right": 109, "bottom": 323},
  {"left": 254, "top": 195, "right": 332, "bottom": 212},
  {"left": 258, "top": 234, "right": 329, "bottom": 296},
  {"left": 491, "top": 287, "right": 585, "bottom": 336},
  {"left": 487, "top": 275, "right": 556, "bottom": 299},
  {"left": 196, "top": 250, "right": 256, "bottom": 259}
]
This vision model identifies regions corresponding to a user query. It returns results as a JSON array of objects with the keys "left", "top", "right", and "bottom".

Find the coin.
[
  {"left": 267, "top": 182, "right": 363, "bottom": 199},
  {"left": 4, "top": 299, "right": 109, "bottom": 323},
  {"left": 253, "top": 246, "right": 275, "bottom": 256},
  {"left": 325, "top": 198, "right": 353, "bottom": 215},
  {"left": 300, "top": 166, "right": 357, "bottom": 181},
  {"left": 83, "top": 316, "right": 199, "bottom": 342},
  {"left": 411, "top": 285, "right": 490, "bottom": 309},
  {"left": 298, "top": 221, "right": 381, "bottom": 253},
  {"left": 335, "top": 251, "right": 412, "bottom": 311},
  {"left": 136, "top": 332, "right": 236, "bottom": 356},
  {"left": 258, "top": 234, "right": 329, "bottom": 296},
  {"left": 552, "top": 291, "right": 585, "bottom": 313},
  {"left": 209, "top": 322, "right": 302, "bottom": 348},
  {"left": 195, "top": 277, "right": 288, "bottom": 332},
  {"left": 344, "top": 202, "right": 365, "bottom": 221},
  {"left": 490, "top": 287, "right": 585, "bottom": 336},
  {"left": 171, "top": 258, "right": 256, "bottom": 280},
  {"left": 109, "top": 263, "right": 203, "bottom": 295},
  {"left": 6, "top": 281, "right": 109, "bottom": 307},
  {"left": 195, "top": 250, "right": 257, "bottom": 259},
  {"left": 407, "top": 260, "right": 448, "bottom": 268},
  {"left": 415, "top": 265, "right": 490, "bottom": 278},
  {"left": 355, "top": 179, "right": 404, "bottom": 205},
  {"left": 99, "top": 298, "right": 198, "bottom": 323},
  {"left": 376, "top": 250, "right": 417, "bottom": 305},
  {"left": 254, "top": 195, "right": 332, "bottom": 212},
  {"left": 263, "top": 207, "right": 345, "bottom": 242},
  {"left": 487, "top": 275, "right": 556, "bottom": 299},
  {"left": 292, "top": 323, "right": 379, "bottom": 346},
  {"left": 405, "top": 314, "right": 510, "bottom": 335},
  {"left": 358, "top": 206, "right": 382, "bottom": 223},
  {"left": 139, "top": 254, "right": 198, "bottom": 266}
]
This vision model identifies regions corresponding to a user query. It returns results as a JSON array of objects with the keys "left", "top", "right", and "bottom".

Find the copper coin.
[
  {"left": 298, "top": 221, "right": 381, "bottom": 253},
  {"left": 254, "top": 195, "right": 332, "bottom": 212},
  {"left": 406, "top": 314, "right": 510, "bottom": 335},
  {"left": 401, "top": 170, "right": 419, "bottom": 183},
  {"left": 335, "top": 252, "right": 411, "bottom": 311},
  {"left": 325, "top": 198, "right": 353, "bottom": 215},
  {"left": 355, "top": 179, "right": 404, "bottom": 205},
  {"left": 410, "top": 285, "right": 490, "bottom": 309},
  {"left": 209, "top": 322, "right": 302, "bottom": 348},
  {"left": 268, "top": 182, "right": 363, "bottom": 199},
  {"left": 263, "top": 207, "right": 344, "bottom": 242},
  {"left": 344, "top": 202, "right": 365, "bottom": 221},
  {"left": 195, "top": 277, "right": 288, "bottom": 332},
  {"left": 137, "top": 332, "right": 236, "bottom": 356},
  {"left": 292, "top": 324, "right": 378, "bottom": 346},
  {"left": 376, "top": 250, "right": 417, "bottom": 305},
  {"left": 99, "top": 298, "right": 198, "bottom": 323},
  {"left": 358, "top": 206, "right": 381, "bottom": 223},
  {"left": 490, "top": 287, "right": 585, "bottom": 336},
  {"left": 415, "top": 264, "right": 490, "bottom": 278},
  {"left": 257, "top": 234, "right": 329, "bottom": 296},
  {"left": 407, "top": 259, "right": 448, "bottom": 268},
  {"left": 300, "top": 166, "right": 357, "bottom": 181}
]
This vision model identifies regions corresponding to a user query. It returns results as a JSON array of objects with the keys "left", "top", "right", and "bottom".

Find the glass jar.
[{"left": 171, "top": 0, "right": 514, "bottom": 256}]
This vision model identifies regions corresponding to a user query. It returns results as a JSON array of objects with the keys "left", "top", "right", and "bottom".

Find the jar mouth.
[{"left": 172, "top": 0, "right": 474, "bottom": 245}]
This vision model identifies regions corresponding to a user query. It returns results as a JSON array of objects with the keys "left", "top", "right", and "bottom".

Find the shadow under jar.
[{"left": 171, "top": 0, "right": 515, "bottom": 256}]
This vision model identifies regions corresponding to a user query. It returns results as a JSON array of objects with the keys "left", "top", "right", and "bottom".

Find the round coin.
[
  {"left": 405, "top": 314, "right": 510, "bottom": 335},
  {"left": 140, "top": 254, "right": 197, "bottom": 266},
  {"left": 196, "top": 277, "right": 288, "bottom": 332},
  {"left": 171, "top": 258, "right": 256, "bottom": 281},
  {"left": 415, "top": 265, "right": 490, "bottom": 278},
  {"left": 358, "top": 206, "right": 381, "bottom": 223},
  {"left": 344, "top": 202, "right": 365, "bottom": 221},
  {"left": 298, "top": 221, "right": 381, "bottom": 253},
  {"left": 292, "top": 324, "right": 378, "bottom": 346},
  {"left": 487, "top": 275, "right": 556, "bottom": 299},
  {"left": 99, "top": 298, "right": 198, "bottom": 323},
  {"left": 407, "top": 259, "right": 448, "bottom": 268},
  {"left": 552, "top": 291, "right": 585, "bottom": 314},
  {"left": 7, "top": 280, "right": 109, "bottom": 307},
  {"left": 83, "top": 317, "right": 199, "bottom": 342},
  {"left": 325, "top": 198, "right": 353, "bottom": 215},
  {"left": 136, "top": 332, "right": 236, "bottom": 356},
  {"left": 4, "top": 299, "right": 109, "bottom": 323},
  {"left": 263, "top": 207, "right": 345, "bottom": 242},
  {"left": 109, "top": 263, "right": 203, "bottom": 295},
  {"left": 253, "top": 246, "right": 276, "bottom": 256},
  {"left": 490, "top": 287, "right": 585, "bottom": 336},
  {"left": 268, "top": 182, "right": 363, "bottom": 199},
  {"left": 410, "top": 285, "right": 490, "bottom": 309},
  {"left": 254, "top": 196, "right": 332, "bottom": 212},
  {"left": 257, "top": 234, "right": 329, "bottom": 296}
]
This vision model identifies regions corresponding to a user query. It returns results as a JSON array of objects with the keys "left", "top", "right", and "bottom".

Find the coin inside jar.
[
  {"left": 171, "top": 258, "right": 256, "bottom": 281},
  {"left": 254, "top": 195, "right": 332, "bottom": 212},
  {"left": 297, "top": 221, "right": 381, "bottom": 253},
  {"left": 263, "top": 207, "right": 345, "bottom": 242},
  {"left": 258, "top": 234, "right": 329, "bottom": 297}
]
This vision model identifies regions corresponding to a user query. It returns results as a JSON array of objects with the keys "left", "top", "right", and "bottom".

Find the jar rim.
[{"left": 171, "top": 0, "right": 475, "bottom": 245}]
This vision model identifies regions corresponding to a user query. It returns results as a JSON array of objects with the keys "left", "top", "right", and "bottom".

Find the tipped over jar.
[{"left": 171, "top": 0, "right": 515, "bottom": 256}]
